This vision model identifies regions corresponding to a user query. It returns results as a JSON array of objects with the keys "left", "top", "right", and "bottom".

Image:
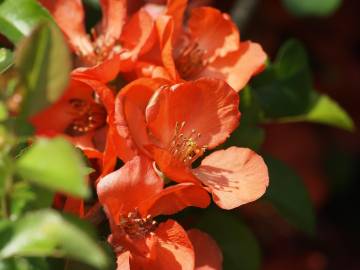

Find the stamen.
[
  {"left": 118, "top": 209, "right": 157, "bottom": 239},
  {"left": 175, "top": 42, "right": 208, "bottom": 79},
  {"left": 65, "top": 98, "right": 107, "bottom": 136},
  {"left": 168, "top": 121, "right": 207, "bottom": 165}
]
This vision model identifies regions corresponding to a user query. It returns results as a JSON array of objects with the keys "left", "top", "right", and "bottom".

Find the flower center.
[
  {"left": 65, "top": 98, "right": 107, "bottom": 136},
  {"left": 175, "top": 42, "right": 207, "bottom": 79},
  {"left": 168, "top": 121, "right": 206, "bottom": 165},
  {"left": 76, "top": 29, "right": 121, "bottom": 66},
  {"left": 119, "top": 210, "right": 157, "bottom": 240}
]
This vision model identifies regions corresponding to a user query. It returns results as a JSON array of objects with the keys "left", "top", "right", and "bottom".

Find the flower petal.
[
  {"left": 31, "top": 78, "right": 93, "bottom": 136},
  {"left": 151, "top": 220, "right": 195, "bottom": 270},
  {"left": 166, "top": 0, "right": 188, "bottom": 38},
  {"left": 114, "top": 78, "right": 170, "bottom": 161},
  {"left": 121, "top": 8, "right": 157, "bottom": 58},
  {"left": 97, "top": 155, "right": 163, "bottom": 222},
  {"left": 73, "top": 53, "right": 124, "bottom": 83},
  {"left": 116, "top": 251, "right": 131, "bottom": 270},
  {"left": 192, "top": 147, "right": 269, "bottom": 209},
  {"left": 187, "top": 229, "right": 223, "bottom": 270},
  {"left": 99, "top": 0, "right": 127, "bottom": 44},
  {"left": 146, "top": 78, "right": 240, "bottom": 149},
  {"left": 199, "top": 41, "right": 267, "bottom": 92},
  {"left": 39, "top": 0, "right": 93, "bottom": 55},
  {"left": 63, "top": 197, "right": 85, "bottom": 217},
  {"left": 140, "top": 183, "right": 210, "bottom": 217},
  {"left": 156, "top": 15, "right": 178, "bottom": 80},
  {"left": 188, "top": 7, "right": 239, "bottom": 61}
]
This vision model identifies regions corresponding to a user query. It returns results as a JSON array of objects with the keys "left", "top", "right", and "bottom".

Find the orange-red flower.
[
  {"left": 39, "top": 0, "right": 156, "bottom": 82},
  {"left": 114, "top": 77, "right": 269, "bottom": 209},
  {"left": 97, "top": 155, "right": 211, "bottom": 269},
  {"left": 31, "top": 72, "right": 117, "bottom": 176},
  {"left": 136, "top": 2, "right": 266, "bottom": 91}
]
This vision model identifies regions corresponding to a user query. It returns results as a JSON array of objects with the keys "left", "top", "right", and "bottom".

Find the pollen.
[
  {"left": 119, "top": 210, "right": 157, "bottom": 239},
  {"left": 169, "top": 121, "right": 207, "bottom": 165},
  {"left": 175, "top": 42, "right": 208, "bottom": 79},
  {"left": 65, "top": 98, "right": 107, "bottom": 136}
]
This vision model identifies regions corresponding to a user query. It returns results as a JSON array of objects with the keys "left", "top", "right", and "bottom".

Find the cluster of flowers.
[{"left": 34, "top": 0, "right": 269, "bottom": 269}]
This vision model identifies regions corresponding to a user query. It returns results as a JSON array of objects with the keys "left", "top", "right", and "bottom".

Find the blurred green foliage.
[{"left": 282, "top": 0, "right": 342, "bottom": 17}]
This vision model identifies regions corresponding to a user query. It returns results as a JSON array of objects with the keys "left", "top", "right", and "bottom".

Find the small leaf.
[
  {"left": 0, "top": 48, "right": 13, "bottom": 74},
  {"left": 282, "top": 0, "right": 342, "bottom": 17},
  {"left": 0, "top": 0, "right": 54, "bottom": 44},
  {"left": 196, "top": 207, "right": 261, "bottom": 270},
  {"left": 15, "top": 22, "right": 71, "bottom": 116},
  {"left": 305, "top": 94, "right": 354, "bottom": 131},
  {"left": 264, "top": 156, "right": 316, "bottom": 234},
  {"left": 275, "top": 94, "right": 355, "bottom": 131},
  {"left": 0, "top": 210, "right": 108, "bottom": 269},
  {"left": 16, "top": 137, "right": 90, "bottom": 198}
]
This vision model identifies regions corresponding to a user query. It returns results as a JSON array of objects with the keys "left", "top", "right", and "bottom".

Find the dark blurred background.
[{"left": 207, "top": 1, "right": 360, "bottom": 269}]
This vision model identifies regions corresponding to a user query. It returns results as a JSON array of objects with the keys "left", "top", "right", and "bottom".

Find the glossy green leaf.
[
  {"left": 15, "top": 21, "right": 71, "bottom": 116},
  {"left": 278, "top": 94, "right": 354, "bottom": 131},
  {"left": 0, "top": 210, "right": 108, "bottom": 269},
  {"left": 264, "top": 156, "right": 316, "bottom": 234},
  {"left": 16, "top": 137, "right": 90, "bottom": 198},
  {"left": 282, "top": 0, "right": 342, "bottom": 17},
  {"left": 0, "top": 48, "right": 13, "bottom": 74},
  {"left": 196, "top": 208, "right": 261, "bottom": 270},
  {"left": 0, "top": 0, "right": 53, "bottom": 44},
  {"left": 304, "top": 94, "right": 354, "bottom": 130},
  {"left": 251, "top": 39, "right": 314, "bottom": 118}
]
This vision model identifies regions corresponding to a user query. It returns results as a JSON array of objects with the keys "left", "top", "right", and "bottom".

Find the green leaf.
[
  {"left": 15, "top": 21, "right": 71, "bottom": 116},
  {"left": 224, "top": 87, "right": 265, "bottom": 150},
  {"left": 264, "top": 156, "right": 316, "bottom": 234},
  {"left": 16, "top": 137, "right": 90, "bottom": 198},
  {"left": 304, "top": 94, "right": 354, "bottom": 131},
  {"left": 274, "top": 94, "right": 354, "bottom": 131},
  {"left": 10, "top": 182, "right": 37, "bottom": 219},
  {"left": 0, "top": 0, "right": 54, "bottom": 44},
  {"left": 251, "top": 39, "right": 315, "bottom": 118},
  {"left": 0, "top": 102, "right": 8, "bottom": 122},
  {"left": 0, "top": 48, "right": 13, "bottom": 74},
  {"left": 9, "top": 182, "right": 54, "bottom": 219},
  {"left": 196, "top": 207, "right": 261, "bottom": 270},
  {"left": 0, "top": 210, "right": 108, "bottom": 269},
  {"left": 282, "top": 0, "right": 342, "bottom": 17}
]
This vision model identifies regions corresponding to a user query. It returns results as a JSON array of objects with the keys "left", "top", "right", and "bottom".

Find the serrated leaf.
[
  {"left": 0, "top": 48, "right": 13, "bottom": 74},
  {"left": 0, "top": 210, "right": 108, "bottom": 269},
  {"left": 196, "top": 208, "right": 261, "bottom": 270},
  {"left": 282, "top": 0, "right": 342, "bottom": 17},
  {"left": 264, "top": 156, "right": 316, "bottom": 234},
  {"left": 0, "top": 0, "right": 54, "bottom": 44},
  {"left": 15, "top": 22, "right": 71, "bottom": 116},
  {"left": 16, "top": 137, "right": 90, "bottom": 198}
]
